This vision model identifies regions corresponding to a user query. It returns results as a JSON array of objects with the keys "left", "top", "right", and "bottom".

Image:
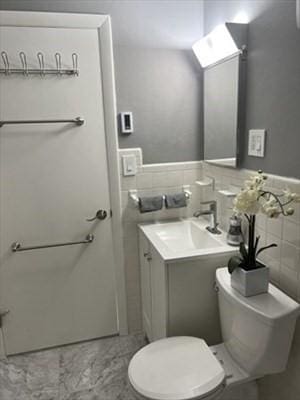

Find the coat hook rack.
[{"left": 0, "top": 51, "right": 79, "bottom": 76}]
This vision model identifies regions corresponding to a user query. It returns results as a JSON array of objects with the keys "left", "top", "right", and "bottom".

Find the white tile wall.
[{"left": 118, "top": 149, "right": 300, "bottom": 333}]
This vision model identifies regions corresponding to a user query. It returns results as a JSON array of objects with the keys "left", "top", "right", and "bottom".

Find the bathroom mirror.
[{"left": 203, "top": 53, "right": 246, "bottom": 168}]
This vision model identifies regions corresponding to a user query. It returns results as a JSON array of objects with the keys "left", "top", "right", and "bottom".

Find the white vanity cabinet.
[{"left": 139, "top": 229, "right": 235, "bottom": 345}]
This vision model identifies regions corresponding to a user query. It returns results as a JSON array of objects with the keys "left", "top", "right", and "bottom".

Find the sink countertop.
[{"left": 139, "top": 217, "right": 238, "bottom": 263}]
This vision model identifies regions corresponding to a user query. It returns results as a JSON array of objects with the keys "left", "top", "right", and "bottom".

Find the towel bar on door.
[
  {"left": 11, "top": 234, "right": 94, "bottom": 252},
  {"left": 0, "top": 117, "right": 84, "bottom": 128}
]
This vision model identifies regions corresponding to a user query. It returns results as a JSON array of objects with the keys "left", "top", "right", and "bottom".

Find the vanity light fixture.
[
  {"left": 233, "top": 11, "right": 249, "bottom": 24},
  {"left": 192, "top": 23, "right": 247, "bottom": 68}
]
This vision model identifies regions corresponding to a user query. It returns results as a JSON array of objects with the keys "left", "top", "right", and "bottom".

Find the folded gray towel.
[
  {"left": 165, "top": 193, "right": 187, "bottom": 209},
  {"left": 139, "top": 196, "right": 163, "bottom": 213}
]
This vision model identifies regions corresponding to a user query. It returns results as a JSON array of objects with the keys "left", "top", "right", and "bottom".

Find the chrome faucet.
[{"left": 193, "top": 200, "right": 221, "bottom": 234}]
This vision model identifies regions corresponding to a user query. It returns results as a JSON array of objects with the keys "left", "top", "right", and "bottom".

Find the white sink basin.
[
  {"left": 139, "top": 218, "right": 237, "bottom": 262},
  {"left": 155, "top": 220, "right": 223, "bottom": 252}
]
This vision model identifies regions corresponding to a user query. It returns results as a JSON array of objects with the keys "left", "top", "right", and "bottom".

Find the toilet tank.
[{"left": 216, "top": 268, "right": 300, "bottom": 376}]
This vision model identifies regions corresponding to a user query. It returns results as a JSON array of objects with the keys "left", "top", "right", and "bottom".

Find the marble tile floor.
[{"left": 0, "top": 334, "right": 147, "bottom": 400}]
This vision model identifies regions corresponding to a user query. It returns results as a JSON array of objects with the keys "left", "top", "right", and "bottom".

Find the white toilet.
[{"left": 128, "top": 267, "right": 300, "bottom": 400}]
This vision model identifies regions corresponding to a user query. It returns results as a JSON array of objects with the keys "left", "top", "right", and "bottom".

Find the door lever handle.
[{"left": 86, "top": 209, "right": 107, "bottom": 222}]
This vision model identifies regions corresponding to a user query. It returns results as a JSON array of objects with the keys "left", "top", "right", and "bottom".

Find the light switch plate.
[
  {"left": 248, "top": 129, "right": 266, "bottom": 157},
  {"left": 122, "top": 154, "right": 137, "bottom": 176}
]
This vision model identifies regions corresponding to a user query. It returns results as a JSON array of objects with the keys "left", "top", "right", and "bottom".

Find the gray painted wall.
[
  {"left": 115, "top": 46, "right": 203, "bottom": 163},
  {"left": 0, "top": 0, "right": 204, "bottom": 163},
  {"left": 204, "top": 0, "right": 300, "bottom": 179}
]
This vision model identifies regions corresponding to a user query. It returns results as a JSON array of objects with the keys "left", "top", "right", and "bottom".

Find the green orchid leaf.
[
  {"left": 256, "top": 243, "right": 278, "bottom": 257},
  {"left": 228, "top": 255, "right": 244, "bottom": 274},
  {"left": 239, "top": 242, "right": 248, "bottom": 263}
]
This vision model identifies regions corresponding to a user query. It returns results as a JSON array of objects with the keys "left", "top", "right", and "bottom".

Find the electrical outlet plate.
[{"left": 248, "top": 129, "right": 266, "bottom": 157}]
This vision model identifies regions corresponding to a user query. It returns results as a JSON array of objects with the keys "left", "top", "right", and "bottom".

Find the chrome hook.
[
  {"left": 19, "top": 52, "right": 28, "bottom": 75},
  {"left": 72, "top": 53, "right": 78, "bottom": 75},
  {"left": 55, "top": 52, "right": 62, "bottom": 75},
  {"left": 1, "top": 51, "right": 10, "bottom": 75},
  {"left": 37, "top": 52, "right": 45, "bottom": 76},
  {"left": 86, "top": 209, "right": 108, "bottom": 222}
]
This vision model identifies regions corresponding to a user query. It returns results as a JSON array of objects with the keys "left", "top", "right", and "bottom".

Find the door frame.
[{"left": 0, "top": 11, "right": 128, "bottom": 350}]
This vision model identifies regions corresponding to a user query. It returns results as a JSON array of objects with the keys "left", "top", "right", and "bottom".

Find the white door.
[{"left": 0, "top": 25, "right": 118, "bottom": 355}]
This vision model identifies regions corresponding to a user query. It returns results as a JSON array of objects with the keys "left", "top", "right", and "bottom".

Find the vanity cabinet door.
[
  {"left": 139, "top": 232, "right": 168, "bottom": 342},
  {"left": 139, "top": 231, "right": 152, "bottom": 341},
  {"left": 150, "top": 245, "right": 168, "bottom": 341},
  {"left": 167, "top": 256, "right": 227, "bottom": 345}
]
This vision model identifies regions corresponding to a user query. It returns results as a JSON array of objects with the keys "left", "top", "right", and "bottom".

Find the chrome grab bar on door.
[
  {"left": 11, "top": 234, "right": 94, "bottom": 252},
  {"left": 0, "top": 117, "right": 84, "bottom": 128}
]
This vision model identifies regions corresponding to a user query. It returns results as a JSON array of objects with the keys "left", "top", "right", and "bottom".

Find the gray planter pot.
[{"left": 231, "top": 265, "right": 269, "bottom": 297}]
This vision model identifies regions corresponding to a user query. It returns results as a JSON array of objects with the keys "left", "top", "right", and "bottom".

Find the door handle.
[{"left": 86, "top": 209, "right": 107, "bottom": 222}]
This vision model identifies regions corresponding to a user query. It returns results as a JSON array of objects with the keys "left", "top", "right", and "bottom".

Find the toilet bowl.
[
  {"left": 129, "top": 337, "right": 226, "bottom": 400},
  {"left": 128, "top": 268, "right": 300, "bottom": 400}
]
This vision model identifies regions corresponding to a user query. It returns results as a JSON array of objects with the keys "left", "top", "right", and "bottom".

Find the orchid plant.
[{"left": 228, "top": 170, "right": 300, "bottom": 273}]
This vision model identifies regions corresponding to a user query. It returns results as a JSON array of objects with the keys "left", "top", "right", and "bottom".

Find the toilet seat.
[{"left": 128, "top": 337, "right": 226, "bottom": 400}]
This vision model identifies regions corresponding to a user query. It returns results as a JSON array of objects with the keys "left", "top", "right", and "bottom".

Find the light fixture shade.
[{"left": 192, "top": 24, "right": 241, "bottom": 68}]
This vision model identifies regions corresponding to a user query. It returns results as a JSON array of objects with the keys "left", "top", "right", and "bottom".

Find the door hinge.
[{"left": 0, "top": 309, "right": 9, "bottom": 328}]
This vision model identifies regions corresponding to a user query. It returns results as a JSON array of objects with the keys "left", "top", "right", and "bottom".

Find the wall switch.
[
  {"left": 120, "top": 112, "right": 134, "bottom": 134},
  {"left": 248, "top": 129, "right": 266, "bottom": 157},
  {"left": 122, "top": 154, "right": 137, "bottom": 176}
]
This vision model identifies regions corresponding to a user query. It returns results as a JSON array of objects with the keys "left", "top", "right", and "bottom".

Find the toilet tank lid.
[{"left": 216, "top": 268, "right": 300, "bottom": 325}]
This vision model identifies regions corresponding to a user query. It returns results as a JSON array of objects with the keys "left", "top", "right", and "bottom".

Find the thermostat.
[
  {"left": 248, "top": 129, "right": 266, "bottom": 157},
  {"left": 120, "top": 112, "right": 134, "bottom": 134}
]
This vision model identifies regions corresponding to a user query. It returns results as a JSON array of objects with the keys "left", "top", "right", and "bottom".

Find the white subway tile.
[
  {"left": 266, "top": 215, "right": 283, "bottom": 239},
  {"left": 281, "top": 241, "right": 300, "bottom": 272},
  {"left": 152, "top": 170, "right": 183, "bottom": 188},
  {"left": 283, "top": 219, "right": 300, "bottom": 248},
  {"left": 136, "top": 172, "right": 153, "bottom": 189},
  {"left": 280, "top": 264, "right": 298, "bottom": 299},
  {"left": 183, "top": 169, "right": 202, "bottom": 184},
  {"left": 260, "top": 233, "right": 282, "bottom": 262},
  {"left": 121, "top": 176, "right": 136, "bottom": 191}
]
